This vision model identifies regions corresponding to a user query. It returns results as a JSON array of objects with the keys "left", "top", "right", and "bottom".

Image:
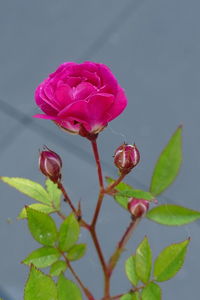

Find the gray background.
[{"left": 0, "top": 0, "right": 200, "bottom": 299}]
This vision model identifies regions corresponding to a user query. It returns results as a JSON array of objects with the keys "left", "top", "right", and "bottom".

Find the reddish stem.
[
  {"left": 91, "top": 140, "right": 104, "bottom": 189},
  {"left": 91, "top": 191, "right": 104, "bottom": 228},
  {"left": 104, "top": 173, "right": 126, "bottom": 194},
  {"left": 58, "top": 181, "right": 90, "bottom": 229},
  {"left": 110, "top": 294, "right": 124, "bottom": 300},
  {"left": 108, "top": 218, "right": 141, "bottom": 277},
  {"left": 58, "top": 181, "right": 77, "bottom": 214},
  {"left": 90, "top": 227, "right": 107, "bottom": 275},
  {"left": 62, "top": 252, "right": 95, "bottom": 300},
  {"left": 56, "top": 210, "right": 66, "bottom": 220}
]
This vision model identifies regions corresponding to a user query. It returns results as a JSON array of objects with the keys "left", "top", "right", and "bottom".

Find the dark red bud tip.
[
  {"left": 128, "top": 198, "right": 149, "bottom": 218},
  {"left": 114, "top": 143, "right": 140, "bottom": 174},
  {"left": 39, "top": 147, "right": 62, "bottom": 183}
]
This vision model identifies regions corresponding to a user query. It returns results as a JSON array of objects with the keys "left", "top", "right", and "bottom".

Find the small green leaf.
[
  {"left": 141, "top": 282, "right": 162, "bottom": 300},
  {"left": 114, "top": 195, "right": 129, "bottom": 209},
  {"left": 150, "top": 126, "right": 182, "bottom": 196},
  {"left": 67, "top": 244, "right": 87, "bottom": 261},
  {"left": 135, "top": 237, "right": 152, "bottom": 283},
  {"left": 117, "top": 190, "right": 155, "bottom": 202},
  {"left": 125, "top": 255, "right": 139, "bottom": 286},
  {"left": 154, "top": 239, "right": 190, "bottom": 282},
  {"left": 27, "top": 207, "right": 58, "bottom": 246},
  {"left": 58, "top": 214, "right": 80, "bottom": 252},
  {"left": 0, "top": 177, "right": 50, "bottom": 204},
  {"left": 147, "top": 204, "right": 200, "bottom": 226},
  {"left": 106, "top": 177, "right": 154, "bottom": 209},
  {"left": 106, "top": 177, "right": 133, "bottom": 192},
  {"left": 18, "top": 203, "right": 57, "bottom": 219},
  {"left": 24, "top": 266, "right": 57, "bottom": 300},
  {"left": 23, "top": 246, "right": 60, "bottom": 268},
  {"left": 50, "top": 261, "right": 67, "bottom": 277},
  {"left": 46, "top": 179, "right": 62, "bottom": 209},
  {"left": 120, "top": 292, "right": 140, "bottom": 300},
  {"left": 57, "top": 274, "right": 82, "bottom": 300}
]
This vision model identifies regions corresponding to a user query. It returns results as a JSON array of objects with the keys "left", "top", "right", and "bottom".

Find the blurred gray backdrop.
[{"left": 0, "top": 0, "right": 200, "bottom": 299}]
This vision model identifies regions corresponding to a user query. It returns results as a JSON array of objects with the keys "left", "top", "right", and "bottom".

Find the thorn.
[{"left": 77, "top": 200, "right": 82, "bottom": 221}]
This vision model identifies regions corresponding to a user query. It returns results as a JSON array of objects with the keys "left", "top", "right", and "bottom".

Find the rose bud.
[
  {"left": 39, "top": 147, "right": 62, "bottom": 183},
  {"left": 128, "top": 198, "right": 149, "bottom": 218},
  {"left": 34, "top": 62, "right": 127, "bottom": 136},
  {"left": 114, "top": 143, "right": 140, "bottom": 174}
]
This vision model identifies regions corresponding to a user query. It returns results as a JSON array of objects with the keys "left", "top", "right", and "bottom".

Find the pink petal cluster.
[{"left": 34, "top": 62, "right": 128, "bottom": 135}]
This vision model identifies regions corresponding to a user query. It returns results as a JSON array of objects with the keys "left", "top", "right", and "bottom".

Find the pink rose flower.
[{"left": 34, "top": 62, "right": 127, "bottom": 135}]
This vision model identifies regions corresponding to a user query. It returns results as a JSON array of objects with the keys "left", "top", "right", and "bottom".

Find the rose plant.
[{"left": 1, "top": 62, "right": 200, "bottom": 300}]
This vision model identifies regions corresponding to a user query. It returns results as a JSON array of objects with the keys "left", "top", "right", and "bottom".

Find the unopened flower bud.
[
  {"left": 128, "top": 198, "right": 149, "bottom": 218},
  {"left": 39, "top": 147, "right": 62, "bottom": 183},
  {"left": 114, "top": 143, "right": 140, "bottom": 174}
]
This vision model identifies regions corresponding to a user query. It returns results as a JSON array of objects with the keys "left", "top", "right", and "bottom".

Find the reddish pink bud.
[
  {"left": 128, "top": 198, "right": 149, "bottom": 218},
  {"left": 39, "top": 147, "right": 62, "bottom": 183},
  {"left": 114, "top": 143, "right": 140, "bottom": 174}
]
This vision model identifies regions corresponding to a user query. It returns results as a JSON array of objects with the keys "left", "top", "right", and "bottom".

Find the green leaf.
[
  {"left": 0, "top": 177, "right": 50, "bottom": 204},
  {"left": 147, "top": 204, "right": 200, "bottom": 226},
  {"left": 125, "top": 255, "right": 139, "bottom": 286},
  {"left": 27, "top": 207, "right": 58, "bottom": 246},
  {"left": 50, "top": 261, "right": 67, "bottom": 277},
  {"left": 18, "top": 203, "right": 57, "bottom": 219},
  {"left": 135, "top": 237, "right": 152, "bottom": 284},
  {"left": 114, "top": 195, "right": 129, "bottom": 209},
  {"left": 106, "top": 177, "right": 155, "bottom": 209},
  {"left": 46, "top": 179, "right": 62, "bottom": 209},
  {"left": 120, "top": 292, "right": 140, "bottom": 300},
  {"left": 117, "top": 190, "right": 155, "bottom": 202},
  {"left": 154, "top": 239, "right": 190, "bottom": 282},
  {"left": 150, "top": 126, "right": 182, "bottom": 196},
  {"left": 106, "top": 177, "right": 133, "bottom": 191},
  {"left": 67, "top": 244, "right": 87, "bottom": 261},
  {"left": 58, "top": 214, "right": 80, "bottom": 252},
  {"left": 23, "top": 247, "right": 60, "bottom": 268},
  {"left": 24, "top": 266, "right": 57, "bottom": 300},
  {"left": 57, "top": 274, "right": 82, "bottom": 300},
  {"left": 141, "top": 282, "right": 162, "bottom": 300}
]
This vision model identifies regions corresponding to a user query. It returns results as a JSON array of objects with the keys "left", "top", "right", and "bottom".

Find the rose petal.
[
  {"left": 49, "top": 62, "right": 77, "bottom": 79},
  {"left": 33, "top": 114, "right": 59, "bottom": 120},
  {"left": 54, "top": 119, "right": 80, "bottom": 134},
  {"left": 98, "top": 64, "right": 118, "bottom": 94},
  {"left": 87, "top": 93, "right": 114, "bottom": 125},
  {"left": 81, "top": 61, "right": 98, "bottom": 72},
  {"left": 81, "top": 70, "right": 101, "bottom": 87},
  {"left": 73, "top": 82, "right": 97, "bottom": 100},
  {"left": 55, "top": 83, "right": 73, "bottom": 107},
  {"left": 66, "top": 76, "right": 82, "bottom": 87},
  {"left": 58, "top": 100, "right": 89, "bottom": 124},
  {"left": 35, "top": 84, "right": 59, "bottom": 115},
  {"left": 107, "top": 87, "right": 128, "bottom": 122},
  {"left": 58, "top": 93, "right": 114, "bottom": 132}
]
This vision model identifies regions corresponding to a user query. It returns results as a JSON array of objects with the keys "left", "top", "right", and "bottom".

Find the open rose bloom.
[{"left": 34, "top": 62, "right": 127, "bottom": 135}]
